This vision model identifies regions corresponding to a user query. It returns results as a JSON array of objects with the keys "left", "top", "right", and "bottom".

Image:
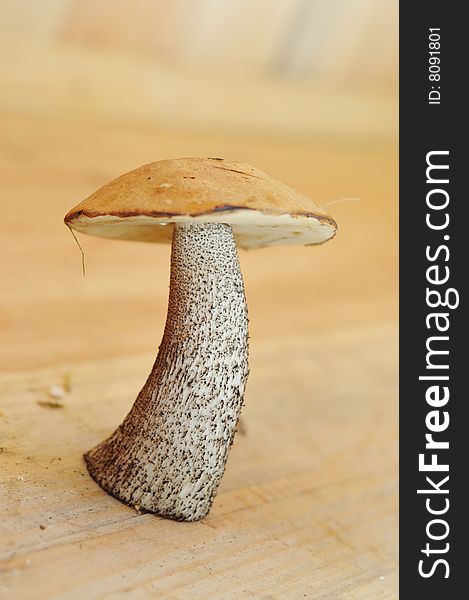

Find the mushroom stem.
[{"left": 84, "top": 223, "right": 249, "bottom": 521}]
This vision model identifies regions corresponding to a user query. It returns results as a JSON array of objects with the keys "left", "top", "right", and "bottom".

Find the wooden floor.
[{"left": 0, "top": 37, "right": 398, "bottom": 599}]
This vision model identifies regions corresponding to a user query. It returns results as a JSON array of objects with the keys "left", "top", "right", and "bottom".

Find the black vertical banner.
[{"left": 400, "top": 2, "right": 466, "bottom": 597}]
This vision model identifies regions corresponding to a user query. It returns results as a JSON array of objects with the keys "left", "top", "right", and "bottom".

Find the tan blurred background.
[{"left": 0, "top": 2, "right": 398, "bottom": 599}]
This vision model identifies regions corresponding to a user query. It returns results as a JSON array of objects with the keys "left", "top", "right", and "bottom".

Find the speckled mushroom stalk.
[{"left": 84, "top": 222, "right": 249, "bottom": 521}]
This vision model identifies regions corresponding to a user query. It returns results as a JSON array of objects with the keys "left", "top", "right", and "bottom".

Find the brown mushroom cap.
[{"left": 64, "top": 158, "right": 337, "bottom": 249}]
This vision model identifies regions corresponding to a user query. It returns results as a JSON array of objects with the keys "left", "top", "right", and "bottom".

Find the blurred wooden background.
[
  {"left": 1, "top": 0, "right": 397, "bottom": 87},
  {"left": 0, "top": 1, "right": 397, "bottom": 598}
]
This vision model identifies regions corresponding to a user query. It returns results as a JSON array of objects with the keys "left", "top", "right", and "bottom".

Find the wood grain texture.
[
  {"left": 0, "top": 0, "right": 397, "bottom": 89},
  {"left": 0, "top": 36, "right": 396, "bottom": 142},
  {"left": 0, "top": 35, "right": 397, "bottom": 599}
]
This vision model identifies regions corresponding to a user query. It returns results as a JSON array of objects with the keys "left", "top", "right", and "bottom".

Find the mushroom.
[{"left": 64, "top": 157, "right": 337, "bottom": 521}]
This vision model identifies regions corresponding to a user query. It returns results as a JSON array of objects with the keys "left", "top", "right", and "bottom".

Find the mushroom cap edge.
[{"left": 64, "top": 157, "right": 337, "bottom": 250}]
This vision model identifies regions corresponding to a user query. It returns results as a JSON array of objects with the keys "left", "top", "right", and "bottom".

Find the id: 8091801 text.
[{"left": 428, "top": 28, "right": 441, "bottom": 105}]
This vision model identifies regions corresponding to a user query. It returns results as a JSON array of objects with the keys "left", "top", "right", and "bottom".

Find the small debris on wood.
[
  {"left": 39, "top": 524, "right": 46, "bottom": 530},
  {"left": 62, "top": 372, "right": 72, "bottom": 393},
  {"left": 49, "top": 385, "right": 65, "bottom": 399},
  {"left": 37, "top": 384, "right": 70, "bottom": 408},
  {"left": 237, "top": 417, "right": 247, "bottom": 436},
  {"left": 37, "top": 399, "right": 64, "bottom": 409}
]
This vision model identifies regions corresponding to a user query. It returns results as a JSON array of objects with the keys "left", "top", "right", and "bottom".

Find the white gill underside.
[
  {"left": 84, "top": 223, "right": 249, "bottom": 521},
  {"left": 70, "top": 210, "right": 335, "bottom": 248}
]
